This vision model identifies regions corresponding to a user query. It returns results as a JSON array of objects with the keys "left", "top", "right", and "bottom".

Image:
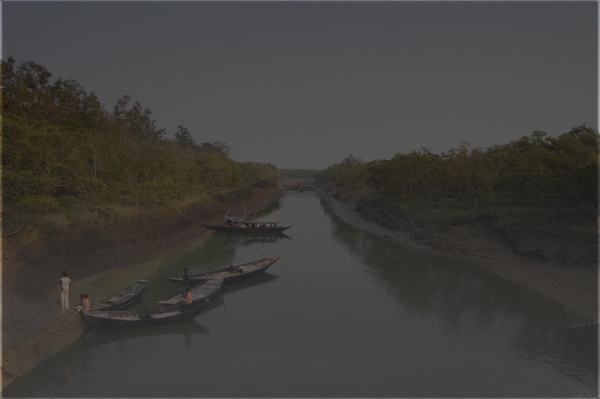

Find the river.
[{"left": 5, "top": 191, "right": 597, "bottom": 397}]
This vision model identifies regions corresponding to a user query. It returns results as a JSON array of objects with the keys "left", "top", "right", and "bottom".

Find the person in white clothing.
[{"left": 59, "top": 271, "right": 71, "bottom": 308}]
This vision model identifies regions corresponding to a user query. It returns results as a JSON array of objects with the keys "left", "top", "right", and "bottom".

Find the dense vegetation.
[
  {"left": 2, "top": 57, "right": 279, "bottom": 237},
  {"left": 316, "top": 126, "right": 599, "bottom": 255},
  {"left": 278, "top": 168, "right": 322, "bottom": 179}
]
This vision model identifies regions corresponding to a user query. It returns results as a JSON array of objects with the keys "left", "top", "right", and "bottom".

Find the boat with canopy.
[{"left": 203, "top": 215, "right": 291, "bottom": 233}]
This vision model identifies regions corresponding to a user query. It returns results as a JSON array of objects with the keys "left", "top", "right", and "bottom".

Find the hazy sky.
[{"left": 3, "top": 1, "right": 598, "bottom": 169}]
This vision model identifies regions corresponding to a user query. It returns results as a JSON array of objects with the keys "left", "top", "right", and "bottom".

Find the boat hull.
[
  {"left": 157, "top": 278, "right": 223, "bottom": 306},
  {"left": 82, "top": 300, "right": 210, "bottom": 328},
  {"left": 166, "top": 256, "right": 281, "bottom": 285},
  {"left": 92, "top": 280, "right": 150, "bottom": 311},
  {"left": 203, "top": 225, "right": 291, "bottom": 233}
]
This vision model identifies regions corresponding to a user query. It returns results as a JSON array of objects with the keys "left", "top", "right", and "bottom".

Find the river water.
[{"left": 5, "top": 191, "right": 597, "bottom": 397}]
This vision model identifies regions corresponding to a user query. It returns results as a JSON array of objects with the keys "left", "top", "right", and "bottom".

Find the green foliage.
[
  {"left": 278, "top": 168, "right": 322, "bottom": 179},
  {"left": 196, "top": 141, "right": 231, "bottom": 157},
  {"left": 174, "top": 125, "right": 194, "bottom": 146},
  {"left": 238, "top": 162, "right": 279, "bottom": 188},
  {"left": 114, "top": 95, "right": 166, "bottom": 142},
  {"left": 319, "top": 127, "right": 599, "bottom": 219},
  {"left": 2, "top": 57, "right": 103, "bottom": 126},
  {"left": 1, "top": 57, "right": 279, "bottom": 223}
]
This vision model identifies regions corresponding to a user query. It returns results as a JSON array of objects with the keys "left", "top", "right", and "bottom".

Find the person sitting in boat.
[
  {"left": 184, "top": 287, "right": 193, "bottom": 305},
  {"left": 76, "top": 294, "right": 91, "bottom": 313},
  {"left": 228, "top": 265, "right": 243, "bottom": 274}
]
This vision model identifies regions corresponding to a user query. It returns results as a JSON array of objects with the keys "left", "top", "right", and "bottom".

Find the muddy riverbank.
[
  {"left": 1, "top": 185, "right": 285, "bottom": 389},
  {"left": 317, "top": 185, "right": 598, "bottom": 322}
]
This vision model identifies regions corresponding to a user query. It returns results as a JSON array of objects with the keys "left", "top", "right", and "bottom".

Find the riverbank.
[
  {"left": 317, "top": 185, "right": 598, "bottom": 322},
  {"left": 1, "top": 185, "right": 285, "bottom": 389}
]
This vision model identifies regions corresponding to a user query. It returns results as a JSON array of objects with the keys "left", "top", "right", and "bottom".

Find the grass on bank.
[
  {"left": 2, "top": 184, "right": 268, "bottom": 266},
  {"left": 353, "top": 193, "right": 598, "bottom": 242}
]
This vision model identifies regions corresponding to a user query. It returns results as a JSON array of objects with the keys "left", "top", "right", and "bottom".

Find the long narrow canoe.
[
  {"left": 165, "top": 255, "right": 281, "bottom": 285},
  {"left": 91, "top": 280, "right": 149, "bottom": 311},
  {"left": 81, "top": 299, "right": 210, "bottom": 328},
  {"left": 157, "top": 277, "right": 224, "bottom": 307}
]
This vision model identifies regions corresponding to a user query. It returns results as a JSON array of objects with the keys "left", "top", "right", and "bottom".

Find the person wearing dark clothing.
[{"left": 181, "top": 268, "right": 190, "bottom": 297}]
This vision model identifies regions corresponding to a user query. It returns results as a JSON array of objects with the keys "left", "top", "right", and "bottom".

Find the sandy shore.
[
  {"left": 1, "top": 185, "right": 286, "bottom": 389},
  {"left": 317, "top": 186, "right": 598, "bottom": 322}
]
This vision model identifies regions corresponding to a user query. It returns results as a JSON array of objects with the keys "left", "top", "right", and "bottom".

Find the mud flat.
[
  {"left": 1, "top": 185, "right": 285, "bottom": 390},
  {"left": 317, "top": 186, "right": 598, "bottom": 322}
]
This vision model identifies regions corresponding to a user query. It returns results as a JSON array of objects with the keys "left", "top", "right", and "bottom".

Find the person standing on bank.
[
  {"left": 181, "top": 268, "right": 190, "bottom": 298},
  {"left": 59, "top": 272, "right": 71, "bottom": 309}
]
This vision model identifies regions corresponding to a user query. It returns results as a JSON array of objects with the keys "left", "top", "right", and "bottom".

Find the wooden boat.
[
  {"left": 203, "top": 215, "right": 291, "bottom": 233},
  {"left": 91, "top": 280, "right": 150, "bottom": 311},
  {"left": 165, "top": 255, "right": 281, "bottom": 285},
  {"left": 81, "top": 299, "right": 211, "bottom": 328},
  {"left": 157, "top": 277, "right": 224, "bottom": 307}
]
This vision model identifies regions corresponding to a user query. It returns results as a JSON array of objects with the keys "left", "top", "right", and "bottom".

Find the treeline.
[
  {"left": 2, "top": 57, "right": 279, "bottom": 215},
  {"left": 278, "top": 168, "right": 321, "bottom": 179},
  {"left": 316, "top": 127, "right": 599, "bottom": 220}
]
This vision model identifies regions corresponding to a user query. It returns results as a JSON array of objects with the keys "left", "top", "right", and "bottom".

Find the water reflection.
[
  {"left": 184, "top": 331, "right": 193, "bottom": 349},
  {"left": 4, "top": 192, "right": 597, "bottom": 398},
  {"left": 219, "top": 232, "right": 292, "bottom": 250},
  {"left": 81, "top": 320, "right": 210, "bottom": 349},
  {"left": 60, "top": 363, "right": 72, "bottom": 386},
  {"left": 220, "top": 273, "right": 279, "bottom": 296},
  {"left": 154, "top": 232, "right": 288, "bottom": 278},
  {"left": 154, "top": 273, "right": 280, "bottom": 309},
  {"left": 321, "top": 197, "right": 598, "bottom": 390}
]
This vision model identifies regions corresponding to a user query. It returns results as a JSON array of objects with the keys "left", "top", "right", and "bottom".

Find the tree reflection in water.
[{"left": 320, "top": 196, "right": 598, "bottom": 390}]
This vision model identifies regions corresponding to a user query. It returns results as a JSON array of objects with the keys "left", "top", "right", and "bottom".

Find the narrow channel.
[{"left": 5, "top": 191, "right": 597, "bottom": 397}]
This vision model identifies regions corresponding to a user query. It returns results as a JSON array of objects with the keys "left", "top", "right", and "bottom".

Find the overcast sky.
[{"left": 3, "top": 1, "right": 598, "bottom": 169}]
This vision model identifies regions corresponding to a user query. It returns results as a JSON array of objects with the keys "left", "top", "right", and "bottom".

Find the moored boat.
[
  {"left": 91, "top": 280, "right": 150, "bottom": 311},
  {"left": 81, "top": 299, "right": 211, "bottom": 328},
  {"left": 157, "top": 277, "right": 224, "bottom": 306},
  {"left": 165, "top": 255, "right": 281, "bottom": 285},
  {"left": 203, "top": 215, "right": 291, "bottom": 233}
]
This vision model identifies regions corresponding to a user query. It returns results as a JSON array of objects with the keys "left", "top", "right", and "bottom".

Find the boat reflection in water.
[
  {"left": 219, "top": 272, "right": 279, "bottom": 296},
  {"left": 81, "top": 318, "right": 211, "bottom": 350},
  {"left": 219, "top": 232, "right": 292, "bottom": 249}
]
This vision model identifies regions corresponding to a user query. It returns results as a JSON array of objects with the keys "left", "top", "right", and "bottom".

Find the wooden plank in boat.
[
  {"left": 151, "top": 311, "right": 179, "bottom": 319},
  {"left": 120, "top": 316, "right": 140, "bottom": 321}
]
